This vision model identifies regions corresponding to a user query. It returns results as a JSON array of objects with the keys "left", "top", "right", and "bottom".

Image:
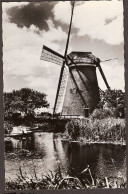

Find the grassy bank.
[
  {"left": 5, "top": 165, "right": 126, "bottom": 190},
  {"left": 63, "top": 109, "right": 126, "bottom": 144}
]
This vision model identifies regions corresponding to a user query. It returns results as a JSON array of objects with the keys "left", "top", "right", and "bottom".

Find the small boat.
[
  {"left": 30, "top": 125, "right": 39, "bottom": 131},
  {"left": 30, "top": 124, "right": 43, "bottom": 131},
  {"left": 10, "top": 126, "right": 32, "bottom": 137}
]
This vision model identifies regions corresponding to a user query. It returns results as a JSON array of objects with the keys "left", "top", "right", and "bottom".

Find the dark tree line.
[
  {"left": 4, "top": 88, "right": 49, "bottom": 123},
  {"left": 4, "top": 88, "right": 125, "bottom": 124},
  {"left": 97, "top": 89, "right": 125, "bottom": 118}
]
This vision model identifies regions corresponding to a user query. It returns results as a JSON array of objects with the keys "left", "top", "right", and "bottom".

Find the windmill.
[{"left": 40, "top": 1, "right": 111, "bottom": 117}]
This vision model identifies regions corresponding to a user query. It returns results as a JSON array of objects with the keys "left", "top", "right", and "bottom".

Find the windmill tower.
[{"left": 40, "top": 1, "right": 110, "bottom": 117}]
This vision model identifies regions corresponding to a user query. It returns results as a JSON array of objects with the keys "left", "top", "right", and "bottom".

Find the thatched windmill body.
[{"left": 41, "top": 2, "right": 110, "bottom": 117}]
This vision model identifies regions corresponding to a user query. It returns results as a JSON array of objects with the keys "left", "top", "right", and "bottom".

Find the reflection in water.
[
  {"left": 5, "top": 136, "right": 33, "bottom": 150},
  {"left": 53, "top": 138, "right": 69, "bottom": 174},
  {"left": 32, "top": 133, "right": 56, "bottom": 173},
  {"left": 5, "top": 132, "right": 126, "bottom": 181}
]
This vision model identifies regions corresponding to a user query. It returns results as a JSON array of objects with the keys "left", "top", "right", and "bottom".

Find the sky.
[{"left": 2, "top": 1, "right": 124, "bottom": 113}]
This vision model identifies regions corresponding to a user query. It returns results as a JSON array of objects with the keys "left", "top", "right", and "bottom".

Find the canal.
[{"left": 5, "top": 132, "right": 126, "bottom": 182}]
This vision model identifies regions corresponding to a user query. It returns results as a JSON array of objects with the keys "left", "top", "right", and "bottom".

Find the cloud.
[
  {"left": 53, "top": 1, "right": 124, "bottom": 45},
  {"left": 97, "top": 60, "right": 125, "bottom": 91},
  {"left": 3, "top": 21, "right": 67, "bottom": 77},
  {"left": 2, "top": 2, "right": 29, "bottom": 10},
  {"left": 3, "top": 4, "right": 67, "bottom": 110},
  {"left": 3, "top": 2, "right": 57, "bottom": 31}
]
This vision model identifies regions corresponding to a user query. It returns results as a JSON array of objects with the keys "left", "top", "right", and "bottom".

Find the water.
[{"left": 5, "top": 132, "right": 126, "bottom": 181}]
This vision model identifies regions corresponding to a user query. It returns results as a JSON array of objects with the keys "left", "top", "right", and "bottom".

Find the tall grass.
[{"left": 64, "top": 109, "right": 126, "bottom": 143}]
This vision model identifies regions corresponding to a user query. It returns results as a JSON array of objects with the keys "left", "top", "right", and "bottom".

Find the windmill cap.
[{"left": 67, "top": 52, "right": 100, "bottom": 64}]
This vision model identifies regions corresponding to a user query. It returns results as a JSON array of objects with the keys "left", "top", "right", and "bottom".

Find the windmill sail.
[
  {"left": 97, "top": 58, "right": 117, "bottom": 90},
  {"left": 97, "top": 63, "right": 110, "bottom": 90},
  {"left": 54, "top": 65, "right": 69, "bottom": 114},
  {"left": 40, "top": 45, "right": 69, "bottom": 113},
  {"left": 53, "top": 2, "right": 75, "bottom": 115},
  {"left": 40, "top": 45, "right": 64, "bottom": 66}
]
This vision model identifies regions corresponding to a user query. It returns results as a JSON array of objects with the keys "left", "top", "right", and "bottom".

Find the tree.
[
  {"left": 97, "top": 89, "right": 125, "bottom": 118},
  {"left": 4, "top": 88, "right": 49, "bottom": 118}
]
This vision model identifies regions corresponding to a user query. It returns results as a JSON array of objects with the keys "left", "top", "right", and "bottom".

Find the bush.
[
  {"left": 4, "top": 121, "right": 13, "bottom": 134},
  {"left": 90, "top": 108, "right": 116, "bottom": 120},
  {"left": 65, "top": 119, "right": 82, "bottom": 140},
  {"left": 97, "top": 89, "right": 125, "bottom": 118}
]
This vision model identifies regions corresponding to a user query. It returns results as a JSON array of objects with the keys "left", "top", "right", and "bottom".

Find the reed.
[
  {"left": 5, "top": 165, "right": 126, "bottom": 190},
  {"left": 64, "top": 109, "right": 126, "bottom": 143}
]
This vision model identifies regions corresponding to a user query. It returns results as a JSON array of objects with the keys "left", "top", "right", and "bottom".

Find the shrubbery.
[
  {"left": 64, "top": 113, "right": 126, "bottom": 143},
  {"left": 90, "top": 108, "right": 116, "bottom": 120},
  {"left": 97, "top": 89, "right": 125, "bottom": 118},
  {"left": 4, "top": 121, "right": 13, "bottom": 134}
]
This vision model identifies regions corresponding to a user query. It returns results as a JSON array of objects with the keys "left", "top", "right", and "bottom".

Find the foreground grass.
[{"left": 5, "top": 165, "right": 126, "bottom": 190}]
